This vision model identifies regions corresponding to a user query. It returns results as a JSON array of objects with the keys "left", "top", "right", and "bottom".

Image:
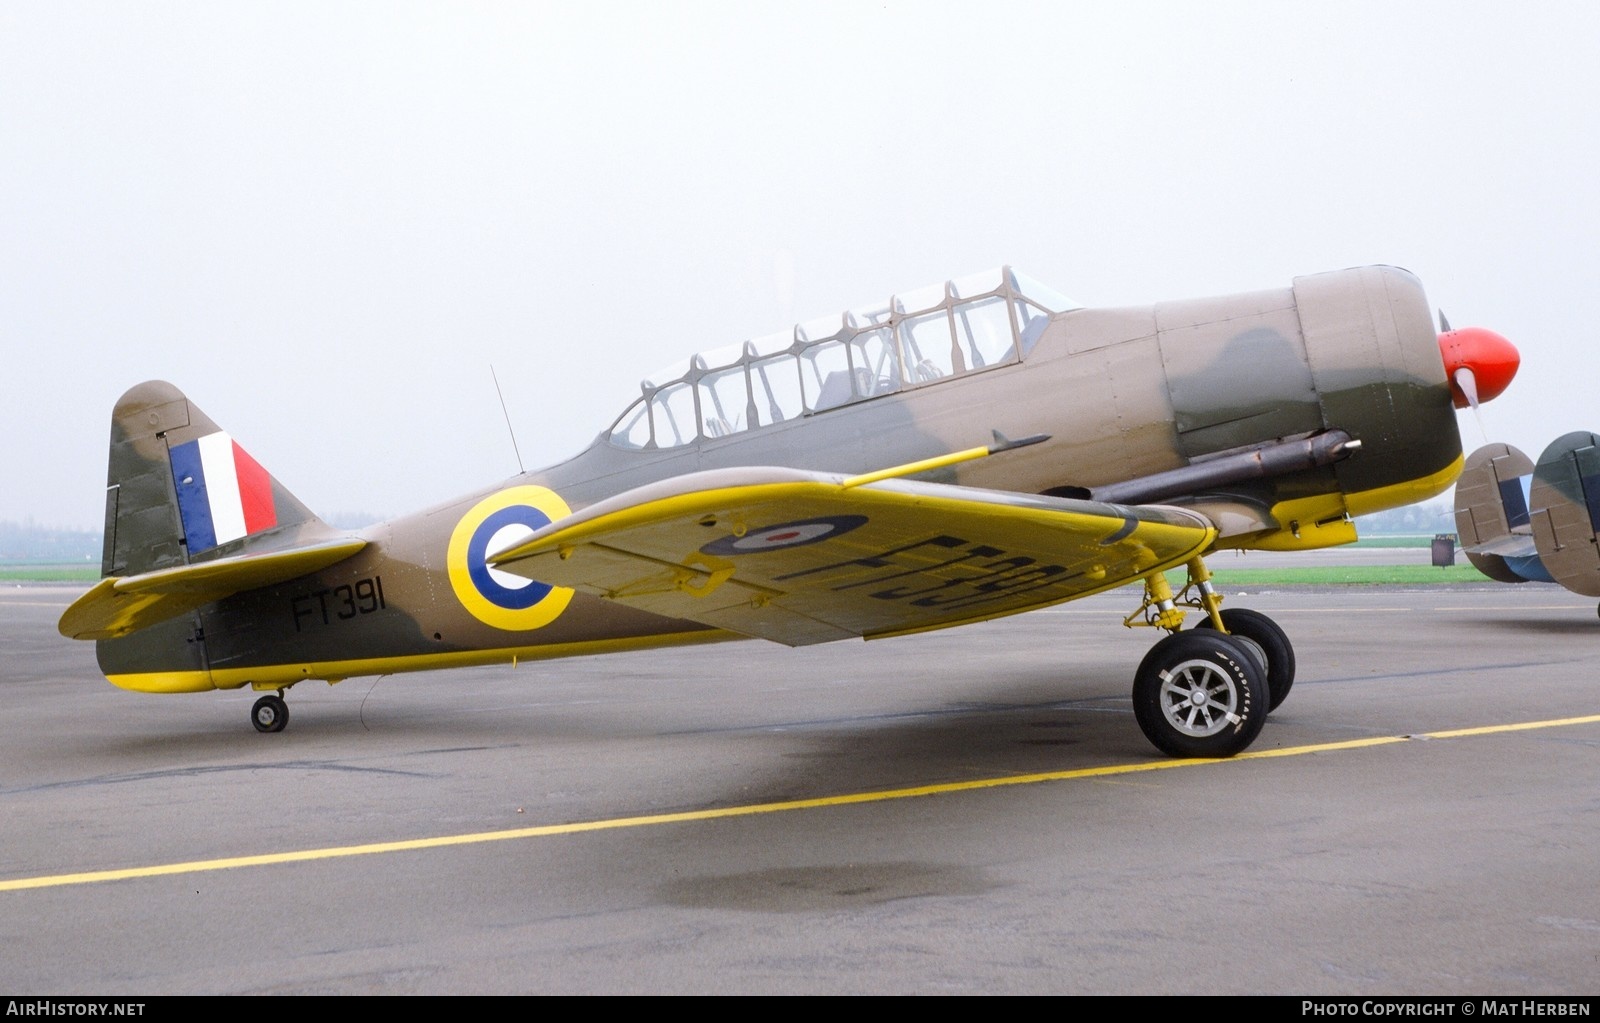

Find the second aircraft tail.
[{"left": 1454, "top": 433, "right": 1600, "bottom": 595}]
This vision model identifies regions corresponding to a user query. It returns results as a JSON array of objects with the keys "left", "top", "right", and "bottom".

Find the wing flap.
[
  {"left": 60, "top": 537, "right": 368, "bottom": 640},
  {"left": 491, "top": 467, "right": 1215, "bottom": 646},
  {"left": 515, "top": 538, "right": 857, "bottom": 645}
]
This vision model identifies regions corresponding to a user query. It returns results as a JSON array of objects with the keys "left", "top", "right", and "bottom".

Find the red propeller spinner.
[{"left": 1438, "top": 317, "right": 1519, "bottom": 409}]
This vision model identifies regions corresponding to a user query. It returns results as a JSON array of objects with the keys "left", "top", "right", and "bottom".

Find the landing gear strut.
[
  {"left": 251, "top": 692, "right": 289, "bottom": 733},
  {"left": 1195, "top": 606, "right": 1295, "bottom": 712},
  {"left": 1124, "top": 557, "right": 1291, "bottom": 757}
]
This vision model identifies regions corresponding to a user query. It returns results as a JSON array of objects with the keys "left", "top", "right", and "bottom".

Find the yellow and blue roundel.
[{"left": 447, "top": 486, "right": 574, "bottom": 631}]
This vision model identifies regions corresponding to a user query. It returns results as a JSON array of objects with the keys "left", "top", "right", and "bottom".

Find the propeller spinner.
[{"left": 1438, "top": 315, "right": 1519, "bottom": 410}]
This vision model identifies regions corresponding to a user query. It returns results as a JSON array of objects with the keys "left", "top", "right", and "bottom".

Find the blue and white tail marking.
[{"left": 169, "top": 432, "right": 278, "bottom": 554}]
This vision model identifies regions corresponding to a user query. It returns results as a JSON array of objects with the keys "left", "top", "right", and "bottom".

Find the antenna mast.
[{"left": 490, "top": 366, "right": 525, "bottom": 474}]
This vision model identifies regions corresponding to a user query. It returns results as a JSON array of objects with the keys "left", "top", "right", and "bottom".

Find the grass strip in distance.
[
  {"left": 1197, "top": 563, "right": 1489, "bottom": 586},
  {"left": 0, "top": 565, "right": 100, "bottom": 583}
]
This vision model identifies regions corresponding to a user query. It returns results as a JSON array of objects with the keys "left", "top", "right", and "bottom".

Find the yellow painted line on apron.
[{"left": 5, "top": 712, "right": 1598, "bottom": 893}]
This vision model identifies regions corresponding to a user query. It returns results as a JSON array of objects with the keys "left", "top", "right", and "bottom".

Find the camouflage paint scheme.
[
  {"left": 63, "top": 263, "right": 1512, "bottom": 756},
  {"left": 1455, "top": 432, "right": 1600, "bottom": 598}
]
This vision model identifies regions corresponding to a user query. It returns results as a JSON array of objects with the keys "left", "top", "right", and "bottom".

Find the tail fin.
[
  {"left": 1527, "top": 431, "right": 1600, "bottom": 597},
  {"left": 1453, "top": 443, "right": 1546, "bottom": 584},
  {"left": 63, "top": 381, "right": 365, "bottom": 643},
  {"left": 100, "top": 380, "right": 330, "bottom": 578},
  {"left": 1454, "top": 435, "right": 1600, "bottom": 593}
]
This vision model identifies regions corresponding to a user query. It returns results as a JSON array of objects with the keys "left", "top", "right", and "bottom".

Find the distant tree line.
[
  {"left": 0, "top": 513, "right": 383, "bottom": 562},
  {"left": 1353, "top": 499, "right": 1455, "bottom": 536},
  {"left": 0, "top": 521, "right": 101, "bottom": 562}
]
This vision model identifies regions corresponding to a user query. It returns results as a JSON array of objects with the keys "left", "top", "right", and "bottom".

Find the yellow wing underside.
[{"left": 492, "top": 468, "right": 1216, "bottom": 646}]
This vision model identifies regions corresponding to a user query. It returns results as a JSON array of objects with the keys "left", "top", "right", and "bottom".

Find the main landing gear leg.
[
  {"left": 251, "top": 690, "right": 290, "bottom": 733},
  {"left": 1123, "top": 558, "right": 1288, "bottom": 758},
  {"left": 1184, "top": 557, "right": 1296, "bottom": 713}
]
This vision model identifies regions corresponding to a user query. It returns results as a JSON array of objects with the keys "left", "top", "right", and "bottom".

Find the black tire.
[
  {"left": 1133, "top": 630, "right": 1268, "bottom": 758},
  {"left": 252, "top": 694, "right": 289, "bottom": 734},
  {"left": 1194, "top": 607, "right": 1295, "bottom": 713}
]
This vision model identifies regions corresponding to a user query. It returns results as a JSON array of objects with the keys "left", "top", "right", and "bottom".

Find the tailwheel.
[
  {"left": 251, "top": 693, "right": 289, "bottom": 734},
  {"left": 1194, "top": 607, "right": 1295, "bottom": 713},
  {"left": 1133, "top": 630, "right": 1268, "bottom": 758}
]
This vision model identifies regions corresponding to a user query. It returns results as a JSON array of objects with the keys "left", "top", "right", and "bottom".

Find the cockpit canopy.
[{"left": 607, "top": 266, "right": 1074, "bottom": 450}]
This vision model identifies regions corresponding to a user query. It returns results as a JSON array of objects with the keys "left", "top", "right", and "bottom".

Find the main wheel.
[
  {"left": 251, "top": 694, "right": 289, "bottom": 734},
  {"left": 1133, "top": 630, "right": 1268, "bottom": 758},
  {"left": 1194, "top": 607, "right": 1295, "bottom": 712}
]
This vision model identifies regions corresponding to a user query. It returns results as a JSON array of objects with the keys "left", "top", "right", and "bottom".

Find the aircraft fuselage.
[{"left": 91, "top": 264, "right": 1467, "bottom": 695}]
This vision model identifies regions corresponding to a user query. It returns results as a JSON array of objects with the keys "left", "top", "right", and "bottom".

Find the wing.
[
  {"left": 59, "top": 537, "right": 367, "bottom": 640},
  {"left": 491, "top": 467, "right": 1215, "bottom": 646}
]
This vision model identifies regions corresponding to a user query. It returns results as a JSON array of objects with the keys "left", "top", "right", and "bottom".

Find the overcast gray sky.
[{"left": 3, "top": 1, "right": 1595, "bottom": 531}]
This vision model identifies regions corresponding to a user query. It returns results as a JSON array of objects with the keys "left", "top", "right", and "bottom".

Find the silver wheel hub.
[{"left": 1158, "top": 659, "right": 1242, "bottom": 737}]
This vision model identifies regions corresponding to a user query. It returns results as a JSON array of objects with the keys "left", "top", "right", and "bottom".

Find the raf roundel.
[
  {"left": 447, "top": 486, "right": 575, "bottom": 631},
  {"left": 701, "top": 515, "right": 868, "bottom": 557}
]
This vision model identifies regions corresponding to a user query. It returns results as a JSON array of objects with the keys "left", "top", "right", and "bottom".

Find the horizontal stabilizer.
[
  {"left": 60, "top": 537, "right": 367, "bottom": 640},
  {"left": 1462, "top": 550, "right": 1536, "bottom": 585},
  {"left": 488, "top": 465, "right": 1215, "bottom": 646}
]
